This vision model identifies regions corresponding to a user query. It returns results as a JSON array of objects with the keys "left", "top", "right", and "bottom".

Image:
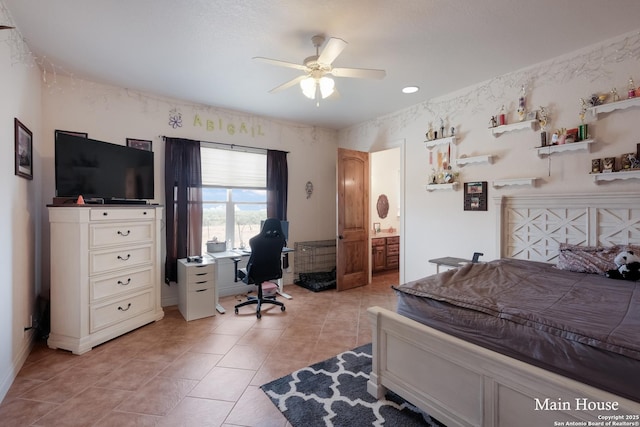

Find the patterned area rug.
[{"left": 261, "top": 343, "right": 445, "bottom": 426}]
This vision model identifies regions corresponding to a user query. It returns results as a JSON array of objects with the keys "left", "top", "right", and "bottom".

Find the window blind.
[{"left": 200, "top": 145, "right": 266, "bottom": 188}]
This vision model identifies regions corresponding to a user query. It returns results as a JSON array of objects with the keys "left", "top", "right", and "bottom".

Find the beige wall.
[
  {"left": 0, "top": 23, "right": 43, "bottom": 399},
  {"left": 339, "top": 29, "right": 640, "bottom": 283},
  {"left": 39, "top": 77, "right": 340, "bottom": 306}
]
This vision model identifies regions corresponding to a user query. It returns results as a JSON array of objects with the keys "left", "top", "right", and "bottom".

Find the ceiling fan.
[
  {"left": 254, "top": 34, "right": 386, "bottom": 104},
  {"left": 0, "top": 25, "right": 15, "bottom": 30}
]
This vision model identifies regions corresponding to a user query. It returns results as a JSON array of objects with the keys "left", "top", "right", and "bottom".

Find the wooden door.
[{"left": 337, "top": 148, "right": 369, "bottom": 291}]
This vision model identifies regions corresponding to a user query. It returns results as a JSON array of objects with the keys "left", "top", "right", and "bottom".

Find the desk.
[
  {"left": 428, "top": 256, "right": 471, "bottom": 273},
  {"left": 207, "top": 247, "right": 294, "bottom": 301}
]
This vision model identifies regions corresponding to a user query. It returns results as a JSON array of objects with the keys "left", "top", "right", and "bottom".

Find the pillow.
[{"left": 556, "top": 243, "right": 640, "bottom": 274}]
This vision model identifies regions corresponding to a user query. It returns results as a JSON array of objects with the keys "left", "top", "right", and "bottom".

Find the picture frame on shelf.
[
  {"left": 621, "top": 153, "right": 635, "bottom": 170},
  {"left": 525, "top": 110, "right": 537, "bottom": 121},
  {"left": 603, "top": 157, "right": 616, "bottom": 172},
  {"left": 15, "top": 118, "right": 33, "bottom": 180},
  {"left": 591, "top": 159, "right": 601, "bottom": 174},
  {"left": 126, "top": 138, "right": 153, "bottom": 151},
  {"left": 55, "top": 129, "right": 87, "bottom": 140},
  {"left": 464, "top": 181, "right": 487, "bottom": 211}
]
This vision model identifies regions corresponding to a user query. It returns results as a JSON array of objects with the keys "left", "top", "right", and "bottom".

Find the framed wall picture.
[
  {"left": 127, "top": 138, "right": 153, "bottom": 151},
  {"left": 55, "top": 129, "right": 87, "bottom": 140},
  {"left": 464, "top": 181, "right": 487, "bottom": 211},
  {"left": 15, "top": 118, "right": 33, "bottom": 180}
]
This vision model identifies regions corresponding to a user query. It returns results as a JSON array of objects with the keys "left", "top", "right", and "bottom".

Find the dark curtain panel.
[
  {"left": 267, "top": 150, "right": 288, "bottom": 267},
  {"left": 164, "top": 137, "right": 203, "bottom": 283},
  {"left": 266, "top": 150, "right": 288, "bottom": 220}
]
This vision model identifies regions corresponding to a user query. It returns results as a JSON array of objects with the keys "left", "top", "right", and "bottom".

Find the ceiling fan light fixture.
[
  {"left": 300, "top": 76, "right": 335, "bottom": 100},
  {"left": 319, "top": 76, "right": 335, "bottom": 99},
  {"left": 300, "top": 77, "right": 316, "bottom": 99}
]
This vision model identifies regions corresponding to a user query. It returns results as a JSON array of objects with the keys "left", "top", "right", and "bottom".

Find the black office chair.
[{"left": 234, "top": 218, "right": 286, "bottom": 318}]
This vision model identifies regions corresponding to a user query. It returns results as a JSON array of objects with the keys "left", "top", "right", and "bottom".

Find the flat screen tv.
[{"left": 55, "top": 134, "right": 154, "bottom": 201}]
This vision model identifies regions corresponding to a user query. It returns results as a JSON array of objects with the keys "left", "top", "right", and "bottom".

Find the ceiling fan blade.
[
  {"left": 269, "top": 75, "right": 307, "bottom": 93},
  {"left": 331, "top": 67, "right": 386, "bottom": 79},
  {"left": 317, "top": 37, "right": 347, "bottom": 65},
  {"left": 253, "top": 57, "right": 308, "bottom": 72},
  {"left": 0, "top": 25, "right": 15, "bottom": 30}
]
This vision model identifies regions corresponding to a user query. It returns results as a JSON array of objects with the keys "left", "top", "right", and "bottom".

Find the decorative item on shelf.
[
  {"left": 611, "top": 87, "right": 620, "bottom": 102},
  {"left": 426, "top": 122, "right": 434, "bottom": 141},
  {"left": 517, "top": 85, "right": 526, "bottom": 122},
  {"left": 489, "top": 116, "right": 497, "bottom": 128},
  {"left": 603, "top": 157, "right": 616, "bottom": 172},
  {"left": 565, "top": 128, "right": 578, "bottom": 144},
  {"left": 591, "top": 159, "right": 602, "bottom": 174},
  {"left": 578, "top": 123, "right": 588, "bottom": 141},
  {"left": 538, "top": 106, "right": 549, "bottom": 146},
  {"left": 586, "top": 93, "right": 607, "bottom": 107},
  {"left": 498, "top": 105, "right": 507, "bottom": 126},
  {"left": 579, "top": 98, "right": 588, "bottom": 123},
  {"left": 628, "top": 77, "right": 636, "bottom": 99},
  {"left": 439, "top": 118, "right": 445, "bottom": 139},
  {"left": 621, "top": 153, "right": 636, "bottom": 170},
  {"left": 428, "top": 167, "right": 459, "bottom": 185}
]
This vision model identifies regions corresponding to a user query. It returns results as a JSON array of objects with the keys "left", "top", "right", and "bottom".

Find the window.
[{"left": 201, "top": 144, "right": 267, "bottom": 252}]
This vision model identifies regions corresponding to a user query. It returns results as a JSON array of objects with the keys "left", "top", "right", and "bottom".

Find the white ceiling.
[{"left": 4, "top": 0, "right": 640, "bottom": 130}]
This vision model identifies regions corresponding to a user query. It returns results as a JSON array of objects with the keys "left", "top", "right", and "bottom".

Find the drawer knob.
[
  {"left": 118, "top": 303, "right": 132, "bottom": 312},
  {"left": 117, "top": 230, "right": 131, "bottom": 236},
  {"left": 103, "top": 212, "right": 108, "bottom": 216},
  {"left": 117, "top": 278, "right": 132, "bottom": 286},
  {"left": 117, "top": 254, "right": 131, "bottom": 261}
]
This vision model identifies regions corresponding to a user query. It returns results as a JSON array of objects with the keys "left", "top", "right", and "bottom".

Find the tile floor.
[{"left": 1, "top": 270, "right": 399, "bottom": 426}]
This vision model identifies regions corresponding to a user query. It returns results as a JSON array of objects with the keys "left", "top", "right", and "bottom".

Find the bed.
[{"left": 367, "top": 192, "right": 640, "bottom": 426}]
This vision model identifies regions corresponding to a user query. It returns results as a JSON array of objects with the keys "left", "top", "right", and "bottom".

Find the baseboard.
[{"left": 0, "top": 330, "right": 35, "bottom": 403}]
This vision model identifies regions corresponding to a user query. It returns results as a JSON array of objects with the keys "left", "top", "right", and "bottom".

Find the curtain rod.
[{"left": 160, "top": 136, "right": 289, "bottom": 154}]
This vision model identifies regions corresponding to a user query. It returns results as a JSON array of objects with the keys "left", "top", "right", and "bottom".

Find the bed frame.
[{"left": 367, "top": 192, "right": 640, "bottom": 426}]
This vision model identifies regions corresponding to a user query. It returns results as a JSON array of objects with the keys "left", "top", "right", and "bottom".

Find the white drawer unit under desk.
[{"left": 178, "top": 258, "right": 216, "bottom": 321}]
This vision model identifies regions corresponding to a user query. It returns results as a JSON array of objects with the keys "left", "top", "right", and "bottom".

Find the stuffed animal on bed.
[{"left": 605, "top": 250, "right": 640, "bottom": 281}]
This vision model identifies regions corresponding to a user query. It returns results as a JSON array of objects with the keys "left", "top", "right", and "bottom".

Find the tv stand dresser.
[{"left": 47, "top": 205, "right": 164, "bottom": 354}]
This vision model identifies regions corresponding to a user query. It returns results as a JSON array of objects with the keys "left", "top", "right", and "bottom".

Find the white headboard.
[{"left": 495, "top": 192, "right": 640, "bottom": 263}]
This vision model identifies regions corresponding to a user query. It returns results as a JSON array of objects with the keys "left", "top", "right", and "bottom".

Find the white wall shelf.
[
  {"left": 592, "top": 169, "right": 640, "bottom": 183},
  {"left": 588, "top": 97, "right": 640, "bottom": 118},
  {"left": 426, "top": 182, "right": 459, "bottom": 191},
  {"left": 491, "top": 119, "right": 537, "bottom": 137},
  {"left": 492, "top": 177, "right": 537, "bottom": 188},
  {"left": 535, "top": 139, "right": 595, "bottom": 157},
  {"left": 455, "top": 154, "right": 494, "bottom": 166},
  {"left": 425, "top": 136, "right": 456, "bottom": 149}
]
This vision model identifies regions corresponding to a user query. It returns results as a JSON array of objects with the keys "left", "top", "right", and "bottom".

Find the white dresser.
[
  {"left": 177, "top": 258, "right": 216, "bottom": 321},
  {"left": 47, "top": 205, "right": 164, "bottom": 354}
]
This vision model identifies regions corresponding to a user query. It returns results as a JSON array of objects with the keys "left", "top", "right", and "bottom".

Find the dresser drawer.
[
  {"left": 90, "top": 245, "right": 153, "bottom": 275},
  {"left": 90, "top": 208, "right": 156, "bottom": 222},
  {"left": 90, "top": 222, "right": 153, "bottom": 248},
  {"left": 90, "top": 290, "right": 153, "bottom": 333},
  {"left": 91, "top": 268, "right": 153, "bottom": 302}
]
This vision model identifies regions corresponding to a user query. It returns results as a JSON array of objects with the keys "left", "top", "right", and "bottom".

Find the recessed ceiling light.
[{"left": 402, "top": 86, "right": 419, "bottom": 94}]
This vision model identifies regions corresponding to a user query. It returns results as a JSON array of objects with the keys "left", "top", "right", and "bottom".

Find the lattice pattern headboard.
[{"left": 495, "top": 192, "right": 640, "bottom": 263}]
